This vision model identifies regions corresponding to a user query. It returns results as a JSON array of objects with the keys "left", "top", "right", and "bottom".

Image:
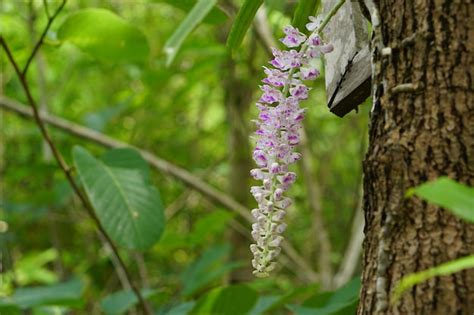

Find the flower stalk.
[{"left": 249, "top": 3, "right": 344, "bottom": 277}]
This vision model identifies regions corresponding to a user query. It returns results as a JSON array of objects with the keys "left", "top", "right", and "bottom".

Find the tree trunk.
[{"left": 358, "top": 0, "right": 474, "bottom": 314}]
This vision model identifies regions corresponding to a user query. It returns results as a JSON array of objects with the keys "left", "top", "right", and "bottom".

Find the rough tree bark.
[{"left": 358, "top": 0, "right": 474, "bottom": 314}]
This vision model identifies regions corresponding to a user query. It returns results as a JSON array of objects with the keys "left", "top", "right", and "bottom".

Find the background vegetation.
[{"left": 0, "top": 0, "right": 374, "bottom": 313}]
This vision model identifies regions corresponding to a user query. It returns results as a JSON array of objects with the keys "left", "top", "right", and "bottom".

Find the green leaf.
[
  {"left": 100, "top": 289, "right": 158, "bottom": 315},
  {"left": 73, "top": 146, "right": 165, "bottom": 250},
  {"left": 248, "top": 295, "right": 281, "bottom": 315},
  {"left": 260, "top": 284, "right": 320, "bottom": 313},
  {"left": 165, "top": 301, "right": 196, "bottom": 315},
  {"left": 392, "top": 255, "right": 474, "bottom": 302},
  {"left": 164, "top": 0, "right": 217, "bottom": 66},
  {"left": 192, "top": 285, "right": 258, "bottom": 315},
  {"left": 292, "top": 0, "right": 320, "bottom": 32},
  {"left": 102, "top": 148, "right": 151, "bottom": 183},
  {"left": 57, "top": 8, "right": 149, "bottom": 63},
  {"left": 226, "top": 0, "right": 264, "bottom": 50},
  {"left": 287, "top": 278, "right": 360, "bottom": 315},
  {"left": 188, "top": 210, "right": 234, "bottom": 247},
  {"left": 181, "top": 244, "right": 242, "bottom": 297},
  {"left": 15, "top": 249, "right": 59, "bottom": 285},
  {"left": 0, "top": 278, "right": 85, "bottom": 309},
  {"left": 408, "top": 177, "right": 474, "bottom": 223},
  {"left": 157, "top": 0, "right": 227, "bottom": 24}
]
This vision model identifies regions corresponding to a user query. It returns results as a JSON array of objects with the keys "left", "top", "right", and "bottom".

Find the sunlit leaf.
[
  {"left": 226, "top": 0, "right": 264, "bottom": 50},
  {"left": 393, "top": 255, "right": 474, "bottom": 302},
  {"left": 73, "top": 146, "right": 165, "bottom": 250},
  {"left": 407, "top": 177, "right": 474, "bottom": 223},
  {"left": 164, "top": 0, "right": 217, "bottom": 66},
  {"left": 58, "top": 8, "right": 149, "bottom": 62}
]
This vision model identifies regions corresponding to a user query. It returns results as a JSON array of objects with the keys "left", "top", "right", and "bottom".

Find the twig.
[
  {"left": 22, "top": 0, "right": 66, "bottom": 77},
  {"left": 0, "top": 20, "right": 153, "bottom": 315},
  {"left": 0, "top": 96, "right": 319, "bottom": 282},
  {"left": 43, "top": 0, "right": 51, "bottom": 19}
]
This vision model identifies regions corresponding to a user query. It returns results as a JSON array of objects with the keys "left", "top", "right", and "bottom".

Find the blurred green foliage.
[{"left": 0, "top": 0, "right": 370, "bottom": 313}]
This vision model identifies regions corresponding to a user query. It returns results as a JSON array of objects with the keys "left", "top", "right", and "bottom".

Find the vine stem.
[{"left": 0, "top": 2, "right": 152, "bottom": 314}]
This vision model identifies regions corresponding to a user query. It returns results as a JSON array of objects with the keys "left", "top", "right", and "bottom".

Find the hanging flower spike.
[{"left": 250, "top": 16, "right": 334, "bottom": 277}]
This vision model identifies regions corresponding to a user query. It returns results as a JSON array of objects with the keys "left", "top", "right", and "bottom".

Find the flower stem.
[{"left": 281, "top": 0, "right": 345, "bottom": 96}]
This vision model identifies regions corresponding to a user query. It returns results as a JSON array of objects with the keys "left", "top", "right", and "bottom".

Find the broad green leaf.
[
  {"left": 226, "top": 0, "right": 264, "bottom": 50},
  {"left": 102, "top": 148, "right": 151, "bottom": 183},
  {"left": 0, "top": 278, "right": 85, "bottom": 309},
  {"left": 408, "top": 177, "right": 474, "bottom": 223},
  {"left": 157, "top": 0, "right": 227, "bottom": 24},
  {"left": 57, "top": 8, "right": 149, "bottom": 62},
  {"left": 164, "top": 0, "right": 217, "bottom": 66},
  {"left": 192, "top": 285, "right": 258, "bottom": 315},
  {"left": 292, "top": 0, "right": 320, "bottom": 32},
  {"left": 100, "top": 289, "right": 158, "bottom": 315},
  {"left": 393, "top": 255, "right": 474, "bottom": 302},
  {"left": 73, "top": 146, "right": 165, "bottom": 250},
  {"left": 181, "top": 244, "right": 242, "bottom": 297}
]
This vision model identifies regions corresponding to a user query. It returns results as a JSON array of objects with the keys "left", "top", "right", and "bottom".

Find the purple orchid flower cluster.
[{"left": 250, "top": 16, "right": 333, "bottom": 277}]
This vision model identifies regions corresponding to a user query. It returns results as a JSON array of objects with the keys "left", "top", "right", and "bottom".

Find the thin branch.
[
  {"left": 0, "top": 96, "right": 319, "bottom": 282},
  {"left": 22, "top": 0, "right": 66, "bottom": 76},
  {"left": 42, "top": 0, "right": 51, "bottom": 18},
  {"left": 0, "top": 35, "right": 153, "bottom": 315}
]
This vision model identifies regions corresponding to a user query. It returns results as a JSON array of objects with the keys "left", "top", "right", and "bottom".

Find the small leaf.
[
  {"left": 292, "top": 0, "right": 320, "bottom": 32},
  {"left": 164, "top": 0, "right": 217, "bottom": 66},
  {"left": 0, "top": 278, "right": 85, "bottom": 309},
  {"left": 408, "top": 177, "right": 474, "bottom": 223},
  {"left": 226, "top": 0, "right": 264, "bottom": 50},
  {"left": 392, "top": 255, "right": 474, "bottom": 302},
  {"left": 73, "top": 146, "right": 165, "bottom": 250},
  {"left": 58, "top": 8, "right": 149, "bottom": 62},
  {"left": 101, "top": 289, "right": 159, "bottom": 315}
]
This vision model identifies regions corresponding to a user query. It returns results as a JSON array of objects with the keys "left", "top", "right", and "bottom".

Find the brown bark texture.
[{"left": 358, "top": 0, "right": 474, "bottom": 314}]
